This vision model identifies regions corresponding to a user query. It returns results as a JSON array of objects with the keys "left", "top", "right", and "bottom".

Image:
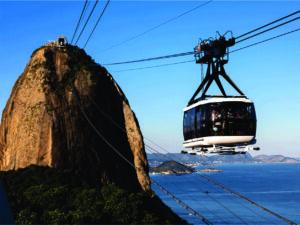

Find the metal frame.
[
  {"left": 188, "top": 58, "right": 245, "bottom": 105},
  {"left": 188, "top": 33, "right": 245, "bottom": 106}
]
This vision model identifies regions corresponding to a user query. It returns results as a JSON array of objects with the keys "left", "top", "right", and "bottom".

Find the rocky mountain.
[{"left": 0, "top": 45, "right": 150, "bottom": 192}]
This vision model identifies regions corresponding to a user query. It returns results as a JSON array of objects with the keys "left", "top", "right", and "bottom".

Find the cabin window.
[
  {"left": 184, "top": 101, "right": 257, "bottom": 141},
  {"left": 190, "top": 108, "right": 196, "bottom": 139}
]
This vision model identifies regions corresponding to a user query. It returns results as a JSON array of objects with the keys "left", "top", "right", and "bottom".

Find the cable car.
[{"left": 182, "top": 32, "right": 259, "bottom": 155}]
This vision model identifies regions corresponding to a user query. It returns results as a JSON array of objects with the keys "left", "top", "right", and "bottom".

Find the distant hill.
[
  {"left": 148, "top": 153, "right": 300, "bottom": 167},
  {"left": 150, "top": 161, "right": 194, "bottom": 175},
  {"left": 253, "top": 155, "right": 300, "bottom": 164}
]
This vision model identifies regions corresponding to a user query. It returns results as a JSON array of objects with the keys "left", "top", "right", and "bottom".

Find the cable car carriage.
[{"left": 182, "top": 32, "right": 260, "bottom": 155}]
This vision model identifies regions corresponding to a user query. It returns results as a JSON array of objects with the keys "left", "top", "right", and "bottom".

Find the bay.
[{"left": 151, "top": 164, "right": 300, "bottom": 225}]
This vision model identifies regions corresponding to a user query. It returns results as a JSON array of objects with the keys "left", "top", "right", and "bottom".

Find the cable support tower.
[
  {"left": 71, "top": 0, "right": 89, "bottom": 45},
  {"left": 73, "top": 89, "right": 212, "bottom": 225},
  {"left": 75, "top": 0, "right": 99, "bottom": 46},
  {"left": 83, "top": 0, "right": 111, "bottom": 49},
  {"left": 78, "top": 81, "right": 295, "bottom": 224},
  {"left": 105, "top": 0, "right": 213, "bottom": 51}
]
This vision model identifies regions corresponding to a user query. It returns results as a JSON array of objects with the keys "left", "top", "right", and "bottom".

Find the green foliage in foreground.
[{"left": 0, "top": 165, "right": 185, "bottom": 224}]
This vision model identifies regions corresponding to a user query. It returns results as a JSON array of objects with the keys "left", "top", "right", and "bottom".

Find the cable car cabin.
[{"left": 183, "top": 96, "right": 257, "bottom": 151}]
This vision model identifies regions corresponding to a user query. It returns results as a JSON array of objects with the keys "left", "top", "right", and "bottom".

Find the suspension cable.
[
  {"left": 71, "top": 0, "right": 89, "bottom": 45},
  {"left": 103, "top": 51, "right": 193, "bottom": 66},
  {"left": 103, "top": 13, "right": 299, "bottom": 66},
  {"left": 74, "top": 0, "right": 99, "bottom": 46},
  {"left": 104, "top": 28, "right": 299, "bottom": 72},
  {"left": 83, "top": 0, "right": 111, "bottom": 49},
  {"left": 105, "top": 0, "right": 213, "bottom": 51},
  {"left": 205, "top": 191, "right": 248, "bottom": 224},
  {"left": 109, "top": 60, "right": 194, "bottom": 72},
  {"left": 151, "top": 179, "right": 212, "bottom": 225},
  {"left": 231, "top": 28, "right": 300, "bottom": 53},
  {"left": 236, "top": 10, "right": 299, "bottom": 39},
  {"left": 236, "top": 16, "right": 300, "bottom": 44}
]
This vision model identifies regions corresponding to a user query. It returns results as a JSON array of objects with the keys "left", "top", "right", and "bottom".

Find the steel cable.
[
  {"left": 103, "top": 13, "right": 299, "bottom": 66},
  {"left": 236, "top": 10, "right": 299, "bottom": 39},
  {"left": 74, "top": 0, "right": 99, "bottom": 46},
  {"left": 83, "top": 0, "right": 111, "bottom": 49},
  {"left": 71, "top": 0, "right": 89, "bottom": 44},
  {"left": 106, "top": 28, "right": 300, "bottom": 72},
  {"left": 236, "top": 16, "right": 300, "bottom": 44},
  {"left": 105, "top": 0, "right": 213, "bottom": 51}
]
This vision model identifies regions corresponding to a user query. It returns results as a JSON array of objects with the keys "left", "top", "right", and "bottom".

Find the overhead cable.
[
  {"left": 75, "top": 0, "right": 99, "bottom": 45},
  {"left": 104, "top": 12, "right": 299, "bottom": 66},
  {"left": 105, "top": 0, "right": 213, "bottom": 51},
  {"left": 83, "top": 0, "right": 111, "bottom": 49},
  {"left": 71, "top": 0, "right": 89, "bottom": 44},
  {"left": 110, "top": 28, "right": 300, "bottom": 72},
  {"left": 110, "top": 60, "right": 194, "bottom": 72},
  {"left": 205, "top": 192, "right": 248, "bottom": 224},
  {"left": 231, "top": 28, "right": 300, "bottom": 53},
  {"left": 151, "top": 179, "right": 212, "bottom": 225},
  {"left": 236, "top": 16, "right": 300, "bottom": 44},
  {"left": 236, "top": 10, "right": 299, "bottom": 39},
  {"left": 104, "top": 51, "right": 193, "bottom": 66}
]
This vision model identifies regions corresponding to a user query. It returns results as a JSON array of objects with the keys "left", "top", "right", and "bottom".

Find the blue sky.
[{"left": 0, "top": 1, "right": 300, "bottom": 157}]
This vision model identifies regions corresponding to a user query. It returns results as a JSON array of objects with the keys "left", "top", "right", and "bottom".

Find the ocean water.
[{"left": 151, "top": 164, "right": 300, "bottom": 225}]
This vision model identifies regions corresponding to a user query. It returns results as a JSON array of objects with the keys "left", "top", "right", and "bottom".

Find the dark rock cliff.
[{"left": 0, "top": 45, "right": 151, "bottom": 192}]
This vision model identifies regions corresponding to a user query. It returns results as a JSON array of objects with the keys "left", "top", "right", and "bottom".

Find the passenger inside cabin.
[{"left": 227, "top": 108, "right": 234, "bottom": 118}]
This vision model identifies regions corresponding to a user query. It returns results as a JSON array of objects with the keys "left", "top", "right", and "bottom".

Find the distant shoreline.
[
  {"left": 148, "top": 153, "right": 300, "bottom": 169},
  {"left": 201, "top": 168, "right": 222, "bottom": 172}
]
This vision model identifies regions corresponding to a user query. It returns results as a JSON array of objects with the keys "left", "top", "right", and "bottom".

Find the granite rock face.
[{"left": 0, "top": 46, "right": 150, "bottom": 192}]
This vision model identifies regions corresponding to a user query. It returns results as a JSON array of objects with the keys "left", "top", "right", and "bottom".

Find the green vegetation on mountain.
[
  {"left": 0, "top": 165, "right": 186, "bottom": 224},
  {"left": 150, "top": 161, "right": 194, "bottom": 174}
]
